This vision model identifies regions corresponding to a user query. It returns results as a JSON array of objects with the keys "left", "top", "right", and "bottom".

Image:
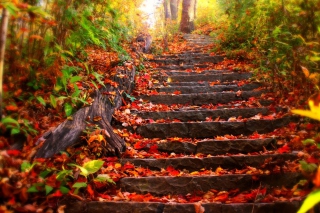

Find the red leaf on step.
[
  {"left": 194, "top": 202, "right": 205, "bottom": 213},
  {"left": 123, "top": 162, "right": 135, "bottom": 170},
  {"left": 214, "top": 192, "right": 228, "bottom": 202},
  {"left": 128, "top": 193, "right": 145, "bottom": 202},
  {"left": 98, "top": 193, "right": 112, "bottom": 200},
  {"left": 134, "top": 141, "right": 146, "bottom": 150},
  {"left": 166, "top": 166, "right": 180, "bottom": 176},
  {"left": 277, "top": 144, "right": 290, "bottom": 153},
  {"left": 173, "top": 90, "right": 181, "bottom": 95},
  {"left": 149, "top": 144, "right": 158, "bottom": 154}
]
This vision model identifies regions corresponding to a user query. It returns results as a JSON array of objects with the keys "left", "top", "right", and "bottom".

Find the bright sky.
[{"left": 139, "top": 0, "right": 162, "bottom": 27}]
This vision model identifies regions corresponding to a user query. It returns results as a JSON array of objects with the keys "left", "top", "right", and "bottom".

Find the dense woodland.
[{"left": 0, "top": 0, "right": 320, "bottom": 212}]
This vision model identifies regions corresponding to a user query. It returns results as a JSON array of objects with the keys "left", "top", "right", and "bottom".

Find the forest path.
[{"left": 64, "top": 34, "right": 304, "bottom": 213}]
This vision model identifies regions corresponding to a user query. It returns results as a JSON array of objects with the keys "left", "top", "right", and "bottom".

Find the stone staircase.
[{"left": 64, "top": 34, "right": 303, "bottom": 212}]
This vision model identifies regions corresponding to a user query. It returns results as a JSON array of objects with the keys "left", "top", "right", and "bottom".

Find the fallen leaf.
[
  {"left": 5, "top": 105, "right": 18, "bottom": 111},
  {"left": 313, "top": 166, "right": 320, "bottom": 187},
  {"left": 194, "top": 202, "right": 205, "bottom": 213},
  {"left": 166, "top": 166, "right": 180, "bottom": 176}
]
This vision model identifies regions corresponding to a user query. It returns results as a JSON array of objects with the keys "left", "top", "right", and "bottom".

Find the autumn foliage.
[{"left": 0, "top": 0, "right": 320, "bottom": 212}]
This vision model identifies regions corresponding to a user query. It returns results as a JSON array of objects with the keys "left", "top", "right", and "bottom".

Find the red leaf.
[
  {"left": 214, "top": 192, "right": 228, "bottom": 202},
  {"left": 149, "top": 90, "right": 159, "bottom": 95},
  {"left": 6, "top": 149, "right": 21, "bottom": 156},
  {"left": 173, "top": 90, "right": 181, "bottom": 95},
  {"left": 307, "top": 156, "right": 319, "bottom": 164},
  {"left": 144, "top": 74, "right": 151, "bottom": 80},
  {"left": 194, "top": 202, "right": 205, "bottom": 213},
  {"left": 306, "top": 123, "right": 315, "bottom": 130},
  {"left": 288, "top": 123, "right": 297, "bottom": 131},
  {"left": 277, "top": 144, "right": 290, "bottom": 153},
  {"left": 249, "top": 132, "right": 261, "bottom": 139},
  {"left": 128, "top": 193, "right": 144, "bottom": 202},
  {"left": 149, "top": 144, "right": 158, "bottom": 154},
  {"left": 103, "top": 157, "right": 118, "bottom": 162},
  {"left": 123, "top": 162, "right": 135, "bottom": 170},
  {"left": 87, "top": 184, "right": 95, "bottom": 197},
  {"left": 134, "top": 141, "right": 146, "bottom": 150},
  {"left": 189, "top": 195, "right": 202, "bottom": 202},
  {"left": 166, "top": 166, "right": 179, "bottom": 176},
  {"left": 5, "top": 105, "right": 18, "bottom": 111},
  {"left": 98, "top": 193, "right": 112, "bottom": 200},
  {"left": 51, "top": 190, "right": 63, "bottom": 197}
]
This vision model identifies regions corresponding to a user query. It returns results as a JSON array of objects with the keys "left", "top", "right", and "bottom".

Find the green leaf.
[
  {"left": 36, "top": 96, "right": 46, "bottom": 106},
  {"left": 3, "top": 3, "right": 20, "bottom": 16},
  {"left": 40, "top": 170, "right": 51, "bottom": 178},
  {"left": 92, "top": 72, "right": 105, "bottom": 87},
  {"left": 95, "top": 174, "right": 115, "bottom": 184},
  {"left": 300, "top": 160, "right": 317, "bottom": 173},
  {"left": 54, "top": 83, "right": 63, "bottom": 92},
  {"left": 11, "top": 128, "right": 21, "bottom": 135},
  {"left": 83, "top": 160, "right": 104, "bottom": 174},
  {"left": 27, "top": 185, "right": 39, "bottom": 193},
  {"left": 28, "top": 6, "right": 51, "bottom": 18},
  {"left": 70, "top": 76, "right": 82, "bottom": 83},
  {"left": 72, "top": 182, "right": 87, "bottom": 194},
  {"left": 21, "top": 161, "right": 31, "bottom": 172},
  {"left": 68, "top": 164, "right": 89, "bottom": 177},
  {"left": 60, "top": 186, "right": 70, "bottom": 194},
  {"left": 124, "top": 92, "right": 136, "bottom": 102},
  {"left": 45, "top": 185, "right": 53, "bottom": 195},
  {"left": 90, "top": 80, "right": 98, "bottom": 89},
  {"left": 64, "top": 103, "right": 73, "bottom": 117},
  {"left": 21, "top": 161, "right": 37, "bottom": 172},
  {"left": 72, "top": 182, "right": 87, "bottom": 189},
  {"left": 298, "top": 189, "right": 320, "bottom": 213},
  {"left": 21, "top": 161, "right": 35, "bottom": 171},
  {"left": 71, "top": 89, "right": 81, "bottom": 98},
  {"left": 1, "top": 117, "right": 19, "bottom": 127},
  {"left": 50, "top": 95, "right": 57, "bottom": 108},
  {"left": 302, "top": 139, "right": 315, "bottom": 146},
  {"left": 56, "top": 170, "right": 73, "bottom": 181},
  {"left": 310, "top": 56, "right": 320, "bottom": 62}
]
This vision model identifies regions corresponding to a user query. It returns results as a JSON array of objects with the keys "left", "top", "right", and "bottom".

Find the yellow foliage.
[{"left": 292, "top": 99, "right": 320, "bottom": 121}]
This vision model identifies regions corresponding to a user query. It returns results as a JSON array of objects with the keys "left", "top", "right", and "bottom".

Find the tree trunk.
[
  {"left": 35, "top": 66, "right": 135, "bottom": 158},
  {"left": 194, "top": 0, "right": 197, "bottom": 19},
  {"left": 0, "top": 9, "right": 9, "bottom": 119},
  {"left": 180, "top": 0, "right": 196, "bottom": 33},
  {"left": 163, "top": 0, "right": 172, "bottom": 20},
  {"left": 170, "top": 0, "right": 180, "bottom": 20}
]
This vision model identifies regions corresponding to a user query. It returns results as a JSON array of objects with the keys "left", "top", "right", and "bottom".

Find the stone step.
[
  {"left": 121, "top": 153, "right": 298, "bottom": 171},
  {"left": 151, "top": 55, "right": 223, "bottom": 65},
  {"left": 155, "top": 138, "right": 276, "bottom": 155},
  {"left": 135, "top": 107, "right": 283, "bottom": 122},
  {"left": 120, "top": 173, "right": 302, "bottom": 196},
  {"left": 154, "top": 53, "right": 210, "bottom": 59},
  {"left": 155, "top": 72, "right": 253, "bottom": 83},
  {"left": 185, "top": 36, "right": 212, "bottom": 40},
  {"left": 63, "top": 200, "right": 301, "bottom": 213},
  {"left": 186, "top": 42, "right": 213, "bottom": 45},
  {"left": 183, "top": 34, "right": 212, "bottom": 39},
  {"left": 138, "top": 90, "right": 265, "bottom": 105},
  {"left": 156, "top": 64, "right": 209, "bottom": 70},
  {"left": 155, "top": 82, "right": 263, "bottom": 94},
  {"left": 135, "top": 116, "right": 293, "bottom": 138},
  {"left": 162, "top": 69, "right": 235, "bottom": 76},
  {"left": 155, "top": 80, "right": 250, "bottom": 87}
]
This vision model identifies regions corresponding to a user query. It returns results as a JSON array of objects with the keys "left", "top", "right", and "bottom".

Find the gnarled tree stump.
[{"left": 35, "top": 65, "right": 135, "bottom": 158}]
